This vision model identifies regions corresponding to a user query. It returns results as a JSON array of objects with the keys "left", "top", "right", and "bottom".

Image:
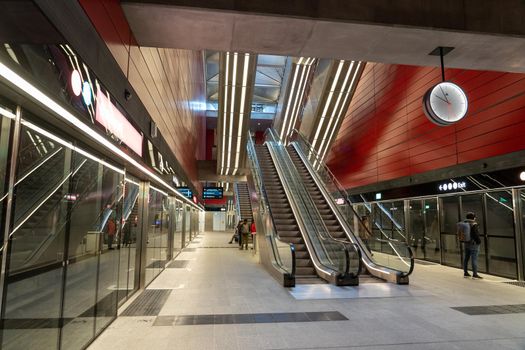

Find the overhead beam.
[{"left": 123, "top": 1, "right": 525, "bottom": 73}]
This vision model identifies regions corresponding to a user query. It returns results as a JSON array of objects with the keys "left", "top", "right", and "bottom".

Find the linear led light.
[
  {"left": 221, "top": 52, "right": 230, "bottom": 175},
  {"left": 0, "top": 106, "right": 15, "bottom": 119},
  {"left": 317, "top": 61, "right": 354, "bottom": 158},
  {"left": 0, "top": 62, "right": 202, "bottom": 210},
  {"left": 319, "top": 62, "right": 362, "bottom": 162},
  {"left": 311, "top": 60, "right": 344, "bottom": 149},
  {"left": 279, "top": 57, "right": 303, "bottom": 141},
  {"left": 226, "top": 53, "right": 238, "bottom": 175},
  {"left": 125, "top": 178, "right": 140, "bottom": 186},
  {"left": 284, "top": 59, "right": 314, "bottom": 142},
  {"left": 150, "top": 184, "right": 169, "bottom": 197},
  {"left": 286, "top": 64, "right": 313, "bottom": 144},
  {"left": 233, "top": 53, "right": 250, "bottom": 172}
]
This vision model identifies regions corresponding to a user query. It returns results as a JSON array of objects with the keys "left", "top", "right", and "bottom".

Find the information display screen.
[
  {"left": 176, "top": 187, "right": 192, "bottom": 198},
  {"left": 203, "top": 187, "right": 223, "bottom": 199}
]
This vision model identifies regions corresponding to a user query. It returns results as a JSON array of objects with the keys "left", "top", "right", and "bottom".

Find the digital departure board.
[
  {"left": 203, "top": 187, "right": 223, "bottom": 199},
  {"left": 176, "top": 187, "right": 192, "bottom": 198}
]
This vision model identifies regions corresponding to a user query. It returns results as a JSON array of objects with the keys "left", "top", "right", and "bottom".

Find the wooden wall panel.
[
  {"left": 79, "top": 0, "right": 206, "bottom": 190},
  {"left": 326, "top": 62, "right": 525, "bottom": 189}
]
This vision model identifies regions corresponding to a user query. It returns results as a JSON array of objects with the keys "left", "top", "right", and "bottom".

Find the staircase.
[{"left": 256, "top": 144, "right": 323, "bottom": 284}]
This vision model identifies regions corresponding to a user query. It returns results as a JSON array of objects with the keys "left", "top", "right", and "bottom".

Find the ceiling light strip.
[
  {"left": 311, "top": 60, "right": 345, "bottom": 149},
  {"left": 287, "top": 62, "right": 314, "bottom": 141},
  {"left": 221, "top": 52, "right": 230, "bottom": 175},
  {"left": 319, "top": 62, "right": 362, "bottom": 162},
  {"left": 0, "top": 106, "right": 16, "bottom": 119},
  {"left": 233, "top": 53, "right": 250, "bottom": 173},
  {"left": 317, "top": 61, "right": 354, "bottom": 158},
  {"left": 0, "top": 62, "right": 202, "bottom": 210},
  {"left": 226, "top": 53, "right": 238, "bottom": 175},
  {"left": 284, "top": 62, "right": 310, "bottom": 142},
  {"left": 279, "top": 57, "right": 303, "bottom": 142}
]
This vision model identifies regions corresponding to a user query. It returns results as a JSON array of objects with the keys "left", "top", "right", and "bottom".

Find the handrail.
[
  {"left": 233, "top": 183, "right": 242, "bottom": 221},
  {"left": 265, "top": 129, "right": 358, "bottom": 282},
  {"left": 246, "top": 131, "right": 295, "bottom": 285},
  {"left": 289, "top": 132, "right": 414, "bottom": 282},
  {"left": 291, "top": 128, "right": 407, "bottom": 244}
]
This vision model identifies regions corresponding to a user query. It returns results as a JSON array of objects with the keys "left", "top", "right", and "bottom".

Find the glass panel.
[
  {"left": 173, "top": 201, "right": 182, "bottom": 258},
  {"left": 61, "top": 155, "right": 101, "bottom": 350},
  {"left": 486, "top": 191, "right": 515, "bottom": 237},
  {"left": 460, "top": 194, "right": 486, "bottom": 272},
  {"left": 423, "top": 198, "right": 441, "bottom": 262},
  {"left": 0, "top": 100, "right": 14, "bottom": 279},
  {"left": 409, "top": 200, "right": 425, "bottom": 259},
  {"left": 95, "top": 168, "right": 123, "bottom": 334},
  {"left": 440, "top": 196, "right": 461, "bottom": 268},
  {"left": 160, "top": 197, "right": 169, "bottom": 264},
  {"left": 118, "top": 179, "right": 140, "bottom": 302},
  {"left": 2, "top": 123, "right": 67, "bottom": 350},
  {"left": 487, "top": 237, "right": 517, "bottom": 278},
  {"left": 185, "top": 206, "right": 191, "bottom": 245}
]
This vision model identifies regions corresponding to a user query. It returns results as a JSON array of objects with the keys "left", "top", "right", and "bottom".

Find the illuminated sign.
[
  {"left": 95, "top": 90, "right": 143, "bottom": 156},
  {"left": 375, "top": 193, "right": 382, "bottom": 200},
  {"left": 82, "top": 81, "right": 92, "bottom": 106},
  {"left": 71, "top": 70, "right": 82, "bottom": 96},
  {"left": 203, "top": 187, "right": 223, "bottom": 199},
  {"left": 177, "top": 187, "right": 192, "bottom": 198},
  {"left": 438, "top": 181, "right": 466, "bottom": 192}
]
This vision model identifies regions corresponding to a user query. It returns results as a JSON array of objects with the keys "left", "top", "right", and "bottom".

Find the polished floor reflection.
[{"left": 89, "top": 231, "right": 525, "bottom": 350}]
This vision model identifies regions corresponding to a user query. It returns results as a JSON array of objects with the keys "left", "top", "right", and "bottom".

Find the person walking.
[
  {"left": 359, "top": 215, "right": 373, "bottom": 255},
  {"left": 459, "top": 212, "right": 483, "bottom": 279},
  {"left": 240, "top": 219, "right": 249, "bottom": 250}
]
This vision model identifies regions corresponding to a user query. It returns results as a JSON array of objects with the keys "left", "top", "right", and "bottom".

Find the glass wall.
[
  {"left": 172, "top": 200, "right": 183, "bottom": 257},
  {"left": 358, "top": 188, "right": 520, "bottom": 279}
]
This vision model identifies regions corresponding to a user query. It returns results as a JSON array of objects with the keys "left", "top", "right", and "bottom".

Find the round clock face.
[{"left": 423, "top": 82, "right": 468, "bottom": 126}]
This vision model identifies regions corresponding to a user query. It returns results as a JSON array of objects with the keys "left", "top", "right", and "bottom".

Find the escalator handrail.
[
  {"left": 289, "top": 139, "right": 414, "bottom": 278},
  {"left": 291, "top": 129, "right": 406, "bottom": 243},
  {"left": 246, "top": 132, "right": 296, "bottom": 278},
  {"left": 265, "top": 129, "right": 357, "bottom": 279}
]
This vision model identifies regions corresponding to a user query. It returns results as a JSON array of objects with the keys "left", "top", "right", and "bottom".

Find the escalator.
[
  {"left": 255, "top": 144, "right": 320, "bottom": 283},
  {"left": 288, "top": 130, "right": 414, "bottom": 284},
  {"left": 234, "top": 182, "right": 253, "bottom": 222}
]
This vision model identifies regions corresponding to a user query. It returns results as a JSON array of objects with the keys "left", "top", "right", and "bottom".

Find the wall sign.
[
  {"left": 438, "top": 181, "right": 466, "bottom": 192},
  {"left": 95, "top": 90, "right": 143, "bottom": 156},
  {"left": 71, "top": 70, "right": 82, "bottom": 96}
]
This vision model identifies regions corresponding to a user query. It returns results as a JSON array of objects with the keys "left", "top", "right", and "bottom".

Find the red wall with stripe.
[{"left": 326, "top": 63, "right": 525, "bottom": 189}]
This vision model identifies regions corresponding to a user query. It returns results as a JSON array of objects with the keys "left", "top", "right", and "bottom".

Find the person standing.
[
  {"left": 250, "top": 219, "right": 257, "bottom": 251},
  {"left": 461, "top": 212, "right": 483, "bottom": 279},
  {"left": 240, "top": 219, "right": 249, "bottom": 250},
  {"left": 107, "top": 217, "right": 116, "bottom": 250},
  {"left": 229, "top": 220, "right": 242, "bottom": 244},
  {"left": 359, "top": 216, "right": 372, "bottom": 255}
]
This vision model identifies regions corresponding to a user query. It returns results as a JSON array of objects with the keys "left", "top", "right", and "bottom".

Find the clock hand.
[
  {"left": 439, "top": 85, "right": 450, "bottom": 103},
  {"left": 434, "top": 95, "right": 449, "bottom": 104}
]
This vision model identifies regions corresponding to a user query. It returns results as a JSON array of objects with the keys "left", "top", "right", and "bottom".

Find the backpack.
[{"left": 456, "top": 221, "right": 471, "bottom": 242}]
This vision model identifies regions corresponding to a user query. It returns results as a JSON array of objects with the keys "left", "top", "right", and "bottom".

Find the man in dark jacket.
[{"left": 463, "top": 212, "right": 483, "bottom": 279}]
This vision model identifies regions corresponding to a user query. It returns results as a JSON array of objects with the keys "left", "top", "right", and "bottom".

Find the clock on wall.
[{"left": 423, "top": 81, "right": 468, "bottom": 126}]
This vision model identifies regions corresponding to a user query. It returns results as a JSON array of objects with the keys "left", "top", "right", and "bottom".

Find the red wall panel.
[{"left": 327, "top": 62, "right": 525, "bottom": 189}]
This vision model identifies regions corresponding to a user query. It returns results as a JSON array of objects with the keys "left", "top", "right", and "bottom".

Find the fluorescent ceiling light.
[
  {"left": 234, "top": 53, "right": 250, "bottom": 172},
  {"left": 221, "top": 53, "right": 230, "bottom": 175},
  {"left": 0, "top": 62, "right": 202, "bottom": 210},
  {"left": 317, "top": 61, "right": 354, "bottom": 157},
  {"left": 0, "top": 106, "right": 15, "bottom": 119},
  {"left": 279, "top": 57, "right": 303, "bottom": 141},
  {"left": 312, "top": 60, "right": 344, "bottom": 149},
  {"left": 226, "top": 53, "right": 238, "bottom": 175}
]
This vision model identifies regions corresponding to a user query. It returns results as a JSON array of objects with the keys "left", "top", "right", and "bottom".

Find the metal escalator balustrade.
[
  {"left": 289, "top": 129, "right": 414, "bottom": 284},
  {"left": 246, "top": 133, "right": 295, "bottom": 287},
  {"left": 255, "top": 144, "right": 316, "bottom": 280},
  {"left": 265, "top": 129, "right": 360, "bottom": 286}
]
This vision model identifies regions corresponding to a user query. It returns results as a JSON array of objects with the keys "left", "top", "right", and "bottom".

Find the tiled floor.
[{"left": 88, "top": 231, "right": 525, "bottom": 350}]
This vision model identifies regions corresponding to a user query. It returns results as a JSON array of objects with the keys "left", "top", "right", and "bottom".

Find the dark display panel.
[
  {"left": 203, "top": 187, "right": 223, "bottom": 199},
  {"left": 176, "top": 187, "right": 192, "bottom": 198}
]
